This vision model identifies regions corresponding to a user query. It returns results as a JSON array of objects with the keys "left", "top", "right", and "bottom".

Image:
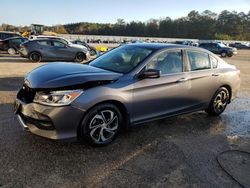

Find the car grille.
[{"left": 17, "top": 84, "right": 36, "bottom": 103}]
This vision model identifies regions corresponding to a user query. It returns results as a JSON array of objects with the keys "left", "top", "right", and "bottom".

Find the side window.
[
  {"left": 210, "top": 55, "right": 218, "bottom": 68},
  {"left": 147, "top": 50, "right": 183, "bottom": 74},
  {"left": 53, "top": 41, "right": 65, "bottom": 47},
  {"left": 38, "top": 40, "right": 52, "bottom": 46},
  {"left": 187, "top": 51, "right": 211, "bottom": 71}
]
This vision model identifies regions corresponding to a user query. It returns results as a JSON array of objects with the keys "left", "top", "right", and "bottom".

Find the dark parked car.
[
  {"left": 19, "top": 39, "right": 89, "bottom": 62},
  {"left": 71, "top": 40, "right": 97, "bottom": 56},
  {"left": 14, "top": 43, "right": 240, "bottom": 146},
  {"left": 0, "top": 31, "right": 22, "bottom": 41},
  {"left": 229, "top": 42, "right": 250, "bottom": 49},
  {"left": 199, "top": 42, "right": 237, "bottom": 57},
  {"left": 0, "top": 37, "right": 28, "bottom": 54}
]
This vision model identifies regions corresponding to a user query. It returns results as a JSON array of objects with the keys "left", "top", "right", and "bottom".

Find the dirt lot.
[{"left": 0, "top": 50, "right": 250, "bottom": 188}]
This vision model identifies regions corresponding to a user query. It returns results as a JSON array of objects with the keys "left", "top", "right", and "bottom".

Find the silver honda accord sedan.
[{"left": 14, "top": 43, "right": 240, "bottom": 146}]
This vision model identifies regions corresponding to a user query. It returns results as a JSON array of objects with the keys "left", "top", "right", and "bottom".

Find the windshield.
[
  {"left": 217, "top": 43, "right": 227, "bottom": 48},
  {"left": 59, "top": 38, "right": 71, "bottom": 45},
  {"left": 90, "top": 45, "right": 153, "bottom": 73}
]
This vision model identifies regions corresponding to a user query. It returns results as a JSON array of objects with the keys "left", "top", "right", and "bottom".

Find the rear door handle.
[
  {"left": 212, "top": 73, "right": 220, "bottom": 76},
  {"left": 177, "top": 78, "right": 188, "bottom": 82}
]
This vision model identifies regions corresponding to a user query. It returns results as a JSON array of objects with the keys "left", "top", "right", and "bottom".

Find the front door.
[
  {"left": 51, "top": 41, "right": 74, "bottom": 60},
  {"left": 131, "top": 49, "right": 191, "bottom": 123}
]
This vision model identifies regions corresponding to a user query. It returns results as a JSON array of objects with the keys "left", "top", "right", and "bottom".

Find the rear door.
[
  {"left": 36, "top": 40, "right": 54, "bottom": 60},
  {"left": 184, "top": 50, "right": 218, "bottom": 108},
  {"left": 131, "top": 49, "right": 192, "bottom": 123}
]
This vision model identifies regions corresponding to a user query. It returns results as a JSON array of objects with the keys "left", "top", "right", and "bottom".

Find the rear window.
[{"left": 187, "top": 51, "right": 211, "bottom": 71}]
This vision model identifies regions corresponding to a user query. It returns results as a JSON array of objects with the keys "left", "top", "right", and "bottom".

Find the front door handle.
[{"left": 177, "top": 78, "right": 188, "bottom": 82}]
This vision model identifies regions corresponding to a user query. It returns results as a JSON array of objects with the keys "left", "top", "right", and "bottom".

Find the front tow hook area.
[{"left": 17, "top": 115, "right": 29, "bottom": 131}]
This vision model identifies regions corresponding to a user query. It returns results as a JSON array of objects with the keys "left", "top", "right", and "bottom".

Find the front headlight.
[{"left": 34, "top": 90, "right": 83, "bottom": 106}]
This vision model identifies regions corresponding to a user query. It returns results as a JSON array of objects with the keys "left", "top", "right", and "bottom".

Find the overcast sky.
[{"left": 1, "top": 0, "right": 249, "bottom": 26}]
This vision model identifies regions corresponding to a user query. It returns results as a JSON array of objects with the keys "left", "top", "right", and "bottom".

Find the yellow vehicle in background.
[
  {"left": 22, "top": 24, "right": 57, "bottom": 38},
  {"left": 95, "top": 45, "right": 109, "bottom": 52}
]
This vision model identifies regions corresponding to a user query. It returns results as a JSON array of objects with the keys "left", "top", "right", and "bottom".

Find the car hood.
[{"left": 25, "top": 62, "right": 122, "bottom": 89}]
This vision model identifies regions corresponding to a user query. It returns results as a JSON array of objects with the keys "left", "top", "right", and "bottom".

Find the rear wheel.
[
  {"left": 221, "top": 51, "right": 227, "bottom": 58},
  {"left": 74, "top": 52, "right": 86, "bottom": 62},
  {"left": 29, "top": 52, "right": 42, "bottom": 63},
  {"left": 79, "top": 103, "right": 123, "bottom": 146},
  {"left": 205, "top": 87, "right": 230, "bottom": 116},
  {"left": 7, "top": 48, "right": 16, "bottom": 55}
]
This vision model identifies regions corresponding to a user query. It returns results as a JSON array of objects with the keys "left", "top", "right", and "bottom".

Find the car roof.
[
  {"left": 30, "top": 38, "right": 65, "bottom": 43},
  {"left": 4, "top": 36, "right": 25, "bottom": 41}
]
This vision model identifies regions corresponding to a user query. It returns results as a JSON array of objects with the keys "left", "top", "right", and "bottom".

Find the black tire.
[
  {"left": 90, "top": 49, "right": 97, "bottom": 56},
  {"left": 74, "top": 52, "right": 86, "bottom": 62},
  {"left": 221, "top": 51, "right": 227, "bottom": 58},
  {"left": 78, "top": 103, "right": 123, "bottom": 146},
  {"left": 29, "top": 52, "right": 42, "bottom": 63},
  {"left": 205, "top": 87, "right": 230, "bottom": 116}
]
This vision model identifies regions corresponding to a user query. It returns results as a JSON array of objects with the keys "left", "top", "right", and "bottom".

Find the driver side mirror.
[{"left": 138, "top": 69, "right": 160, "bottom": 79}]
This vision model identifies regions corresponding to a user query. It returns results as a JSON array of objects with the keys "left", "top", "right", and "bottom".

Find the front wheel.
[
  {"left": 205, "top": 87, "right": 230, "bottom": 116},
  {"left": 78, "top": 103, "right": 123, "bottom": 146},
  {"left": 29, "top": 52, "right": 42, "bottom": 63},
  {"left": 74, "top": 52, "right": 86, "bottom": 62}
]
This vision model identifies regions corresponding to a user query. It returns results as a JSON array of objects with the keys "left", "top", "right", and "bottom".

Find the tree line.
[{"left": 1, "top": 10, "right": 250, "bottom": 40}]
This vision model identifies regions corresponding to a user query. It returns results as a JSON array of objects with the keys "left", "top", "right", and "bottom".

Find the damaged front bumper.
[{"left": 14, "top": 97, "right": 86, "bottom": 141}]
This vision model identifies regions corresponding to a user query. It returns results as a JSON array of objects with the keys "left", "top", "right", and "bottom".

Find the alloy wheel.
[
  {"left": 8, "top": 48, "right": 16, "bottom": 55},
  {"left": 75, "top": 53, "right": 85, "bottom": 62},
  {"left": 89, "top": 110, "right": 119, "bottom": 144},
  {"left": 213, "top": 90, "right": 229, "bottom": 114},
  {"left": 30, "top": 52, "right": 41, "bottom": 62},
  {"left": 221, "top": 52, "right": 227, "bottom": 57}
]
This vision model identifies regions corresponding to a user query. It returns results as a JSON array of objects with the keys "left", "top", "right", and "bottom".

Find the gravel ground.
[{"left": 0, "top": 50, "right": 249, "bottom": 188}]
